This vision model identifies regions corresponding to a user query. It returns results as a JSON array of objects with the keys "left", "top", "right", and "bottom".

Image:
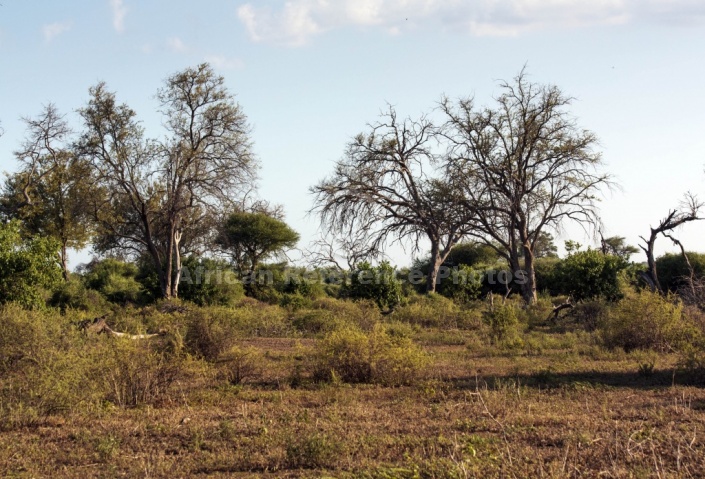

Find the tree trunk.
[
  {"left": 521, "top": 242, "right": 537, "bottom": 304},
  {"left": 643, "top": 232, "right": 662, "bottom": 293},
  {"left": 426, "top": 239, "right": 443, "bottom": 294},
  {"left": 59, "top": 244, "right": 70, "bottom": 281},
  {"left": 170, "top": 229, "right": 182, "bottom": 298}
]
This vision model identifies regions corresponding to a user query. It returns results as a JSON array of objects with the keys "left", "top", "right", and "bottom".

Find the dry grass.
[{"left": 2, "top": 331, "right": 705, "bottom": 478}]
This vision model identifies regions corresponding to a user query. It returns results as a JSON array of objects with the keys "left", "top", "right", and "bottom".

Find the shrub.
[
  {"left": 218, "top": 345, "right": 262, "bottom": 385},
  {"left": 311, "top": 324, "right": 428, "bottom": 385},
  {"left": 553, "top": 250, "right": 629, "bottom": 302},
  {"left": 280, "top": 293, "right": 313, "bottom": 311},
  {"left": 483, "top": 301, "right": 520, "bottom": 344},
  {"left": 49, "top": 279, "right": 110, "bottom": 313},
  {"left": 0, "top": 220, "right": 62, "bottom": 309},
  {"left": 309, "top": 297, "right": 381, "bottom": 331},
  {"left": 677, "top": 343, "right": 705, "bottom": 384},
  {"left": 656, "top": 252, "right": 705, "bottom": 293},
  {"left": 178, "top": 256, "right": 245, "bottom": 306},
  {"left": 102, "top": 339, "right": 183, "bottom": 407},
  {"left": 291, "top": 309, "right": 338, "bottom": 334},
  {"left": 184, "top": 308, "right": 242, "bottom": 361},
  {"left": 343, "top": 261, "right": 402, "bottom": 310},
  {"left": 0, "top": 306, "right": 101, "bottom": 425},
  {"left": 393, "top": 293, "right": 480, "bottom": 330},
  {"left": 599, "top": 291, "right": 693, "bottom": 351},
  {"left": 567, "top": 300, "right": 610, "bottom": 331},
  {"left": 286, "top": 433, "right": 341, "bottom": 469},
  {"left": 81, "top": 258, "right": 145, "bottom": 304},
  {"left": 436, "top": 264, "right": 483, "bottom": 303}
]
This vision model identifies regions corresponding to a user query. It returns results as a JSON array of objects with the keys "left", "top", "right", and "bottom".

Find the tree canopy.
[
  {"left": 442, "top": 69, "right": 611, "bottom": 303},
  {"left": 78, "top": 63, "right": 258, "bottom": 299},
  {"left": 217, "top": 211, "right": 300, "bottom": 275}
]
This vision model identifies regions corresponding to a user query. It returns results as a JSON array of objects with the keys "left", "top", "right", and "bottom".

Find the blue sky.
[{"left": 1, "top": 0, "right": 705, "bottom": 268}]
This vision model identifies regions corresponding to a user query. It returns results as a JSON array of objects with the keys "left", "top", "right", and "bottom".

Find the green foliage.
[
  {"left": 217, "top": 211, "right": 299, "bottom": 273},
  {"left": 534, "top": 256, "right": 561, "bottom": 294},
  {"left": 655, "top": 252, "right": 705, "bottom": 293},
  {"left": 554, "top": 250, "right": 628, "bottom": 302},
  {"left": 393, "top": 293, "right": 481, "bottom": 330},
  {"left": 343, "top": 261, "right": 402, "bottom": 309},
  {"left": 81, "top": 258, "right": 145, "bottom": 304},
  {"left": 311, "top": 324, "right": 429, "bottom": 385},
  {"left": 601, "top": 236, "right": 639, "bottom": 260},
  {"left": 436, "top": 264, "right": 483, "bottom": 303},
  {"left": 483, "top": 301, "right": 520, "bottom": 344},
  {"left": 49, "top": 279, "right": 110, "bottom": 313},
  {"left": 531, "top": 232, "right": 559, "bottom": 258},
  {"left": 443, "top": 242, "right": 499, "bottom": 267},
  {"left": 0, "top": 220, "right": 62, "bottom": 308},
  {"left": 0, "top": 105, "right": 97, "bottom": 278},
  {"left": 178, "top": 256, "right": 244, "bottom": 306},
  {"left": 599, "top": 291, "right": 694, "bottom": 352}
]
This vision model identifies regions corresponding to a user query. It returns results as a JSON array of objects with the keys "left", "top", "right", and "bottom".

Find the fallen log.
[{"left": 79, "top": 316, "right": 164, "bottom": 339}]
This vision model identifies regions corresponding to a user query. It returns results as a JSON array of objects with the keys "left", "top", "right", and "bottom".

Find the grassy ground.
[{"left": 2, "top": 331, "right": 704, "bottom": 478}]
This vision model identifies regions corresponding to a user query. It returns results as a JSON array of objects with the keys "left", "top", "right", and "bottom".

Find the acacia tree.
[
  {"left": 1, "top": 105, "right": 95, "bottom": 279},
  {"left": 79, "top": 64, "right": 257, "bottom": 299},
  {"left": 311, "top": 107, "right": 471, "bottom": 293},
  {"left": 442, "top": 70, "right": 612, "bottom": 304},
  {"left": 216, "top": 211, "right": 300, "bottom": 277}
]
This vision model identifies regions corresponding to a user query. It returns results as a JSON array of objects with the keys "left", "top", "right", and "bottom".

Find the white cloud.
[
  {"left": 236, "top": 0, "right": 705, "bottom": 46},
  {"left": 110, "top": 0, "right": 128, "bottom": 33},
  {"left": 42, "top": 22, "right": 72, "bottom": 42},
  {"left": 204, "top": 54, "right": 245, "bottom": 70},
  {"left": 167, "top": 36, "right": 188, "bottom": 53}
]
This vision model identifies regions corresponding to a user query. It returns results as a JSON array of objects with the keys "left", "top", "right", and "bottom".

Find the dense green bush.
[
  {"left": 436, "top": 264, "right": 483, "bottom": 303},
  {"left": 343, "top": 261, "right": 402, "bottom": 310},
  {"left": 0, "top": 220, "right": 62, "bottom": 309},
  {"left": 553, "top": 250, "right": 629, "bottom": 302},
  {"left": 49, "top": 279, "right": 110, "bottom": 313},
  {"left": 655, "top": 252, "right": 705, "bottom": 293},
  {"left": 178, "top": 256, "right": 244, "bottom": 306},
  {"left": 311, "top": 324, "right": 429, "bottom": 385},
  {"left": 81, "top": 258, "right": 145, "bottom": 304},
  {"left": 599, "top": 291, "right": 695, "bottom": 351}
]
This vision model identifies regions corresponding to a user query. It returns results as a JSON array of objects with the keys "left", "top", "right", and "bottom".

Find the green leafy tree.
[
  {"left": 554, "top": 249, "right": 628, "bottom": 302},
  {"left": 531, "top": 232, "right": 559, "bottom": 259},
  {"left": 0, "top": 220, "right": 62, "bottom": 308},
  {"left": 216, "top": 211, "right": 300, "bottom": 280},
  {"left": 1, "top": 105, "right": 96, "bottom": 279},
  {"left": 601, "top": 235, "right": 638, "bottom": 260},
  {"left": 343, "top": 261, "right": 402, "bottom": 310}
]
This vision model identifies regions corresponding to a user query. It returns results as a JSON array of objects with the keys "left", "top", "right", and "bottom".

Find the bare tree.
[
  {"left": 311, "top": 106, "right": 472, "bottom": 293},
  {"left": 442, "top": 69, "right": 612, "bottom": 304},
  {"left": 79, "top": 64, "right": 257, "bottom": 298},
  {"left": 639, "top": 193, "right": 702, "bottom": 293},
  {"left": 305, "top": 232, "right": 385, "bottom": 271}
]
